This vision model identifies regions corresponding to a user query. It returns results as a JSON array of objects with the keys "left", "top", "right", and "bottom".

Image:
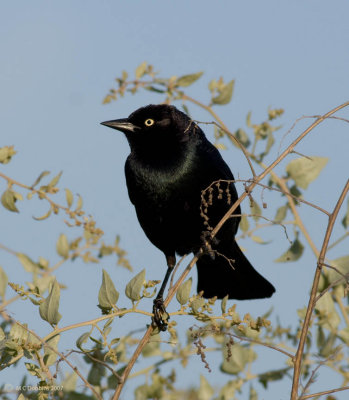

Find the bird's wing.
[{"left": 124, "top": 158, "right": 137, "bottom": 205}]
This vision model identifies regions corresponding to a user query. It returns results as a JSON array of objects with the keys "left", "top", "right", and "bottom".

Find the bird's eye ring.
[{"left": 144, "top": 118, "right": 154, "bottom": 126}]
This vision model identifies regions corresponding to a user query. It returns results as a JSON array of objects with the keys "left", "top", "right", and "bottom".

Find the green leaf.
[
  {"left": 65, "top": 188, "right": 74, "bottom": 208},
  {"left": 338, "top": 327, "right": 349, "bottom": 345},
  {"left": 176, "top": 278, "right": 192, "bottom": 305},
  {"left": 191, "top": 297, "right": 205, "bottom": 314},
  {"left": 48, "top": 171, "right": 63, "bottom": 188},
  {"left": 274, "top": 204, "right": 288, "bottom": 222},
  {"left": 342, "top": 198, "right": 349, "bottom": 228},
  {"left": 249, "top": 385, "right": 258, "bottom": 400},
  {"left": 176, "top": 71, "right": 203, "bottom": 87},
  {"left": 39, "top": 279, "right": 62, "bottom": 325},
  {"left": 0, "top": 146, "right": 16, "bottom": 164},
  {"left": 320, "top": 256, "right": 349, "bottom": 290},
  {"left": 250, "top": 200, "right": 262, "bottom": 222},
  {"left": 142, "top": 334, "right": 161, "bottom": 357},
  {"left": 9, "top": 321, "right": 28, "bottom": 342},
  {"left": 56, "top": 234, "right": 69, "bottom": 259},
  {"left": 135, "top": 61, "right": 147, "bottom": 79},
  {"left": 144, "top": 85, "right": 165, "bottom": 93},
  {"left": 76, "top": 331, "right": 91, "bottom": 350},
  {"left": 315, "top": 292, "right": 340, "bottom": 330},
  {"left": 212, "top": 79, "right": 234, "bottom": 105},
  {"left": 221, "top": 295, "right": 229, "bottom": 314},
  {"left": 25, "top": 362, "right": 43, "bottom": 378},
  {"left": 318, "top": 332, "right": 337, "bottom": 358},
  {"left": 17, "top": 253, "right": 39, "bottom": 273},
  {"left": 31, "top": 171, "right": 50, "bottom": 188},
  {"left": 234, "top": 128, "right": 250, "bottom": 148},
  {"left": 33, "top": 207, "right": 52, "bottom": 221},
  {"left": 240, "top": 215, "right": 249, "bottom": 233},
  {"left": 0, "top": 266, "right": 8, "bottom": 298},
  {"left": 43, "top": 334, "right": 60, "bottom": 366},
  {"left": 274, "top": 237, "right": 304, "bottom": 262},
  {"left": 198, "top": 375, "right": 214, "bottom": 400},
  {"left": 258, "top": 367, "right": 290, "bottom": 389},
  {"left": 76, "top": 194, "right": 83, "bottom": 212},
  {"left": 286, "top": 156, "right": 328, "bottom": 189},
  {"left": 125, "top": 269, "right": 145, "bottom": 301},
  {"left": 1, "top": 189, "right": 19, "bottom": 212},
  {"left": 98, "top": 269, "right": 119, "bottom": 310},
  {"left": 221, "top": 343, "right": 257, "bottom": 374}
]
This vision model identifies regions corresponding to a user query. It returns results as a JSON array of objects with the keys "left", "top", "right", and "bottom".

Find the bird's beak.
[{"left": 100, "top": 118, "right": 139, "bottom": 133}]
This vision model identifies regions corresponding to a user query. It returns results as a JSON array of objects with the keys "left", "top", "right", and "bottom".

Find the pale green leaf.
[
  {"left": 0, "top": 146, "right": 16, "bottom": 164},
  {"left": 33, "top": 207, "right": 52, "bottom": 221},
  {"left": 125, "top": 269, "right": 145, "bottom": 301},
  {"left": 43, "top": 334, "right": 60, "bottom": 366},
  {"left": 56, "top": 233, "right": 69, "bottom": 259},
  {"left": 1, "top": 189, "right": 19, "bottom": 212},
  {"left": 0, "top": 266, "right": 8, "bottom": 298},
  {"left": 48, "top": 171, "right": 63, "bottom": 188},
  {"left": 274, "top": 204, "right": 288, "bottom": 222},
  {"left": 76, "top": 194, "right": 83, "bottom": 211},
  {"left": 240, "top": 215, "right": 249, "bottom": 233},
  {"left": 176, "top": 71, "right": 203, "bottom": 87},
  {"left": 342, "top": 198, "right": 349, "bottom": 229},
  {"left": 258, "top": 368, "right": 290, "bottom": 389},
  {"left": 17, "top": 253, "right": 39, "bottom": 273},
  {"left": 274, "top": 238, "right": 304, "bottom": 262},
  {"left": 65, "top": 188, "right": 74, "bottom": 208},
  {"left": 198, "top": 375, "right": 214, "bottom": 400},
  {"left": 142, "top": 334, "right": 161, "bottom": 357},
  {"left": 315, "top": 292, "right": 341, "bottom": 330},
  {"left": 39, "top": 279, "right": 62, "bottom": 325},
  {"left": 25, "top": 362, "right": 42, "bottom": 378},
  {"left": 191, "top": 297, "right": 205, "bottom": 313},
  {"left": 76, "top": 331, "right": 91, "bottom": 350},
  {"left": 212, "top": 79, "right": 235, "bottom": 105},
  {"left": 31, "top": 171, "right": 50, "bottom": 188},
  {"left": 98, "top": 269, "right": 119, "bottom": 310},
  {"left": 221, "top": 294, "right": 228, "bottom": 314},
  {"left": 221, "top": 343, "right": 257, "bottom": 374},
  {"left": 250, "top": 200, "right": 262, "bottom": 222},
  {"left": 234, "top": 128, "right": 250, "bottom": 148},
  {"left": 249, "top": 385, "right": 258, "bottom": 400},
  {"left": 286, "top": 156, "right": 328, "bottom": 189},
  {"left": 135, "top": 61, "right": 147, "bottom": 79},
  {"left": 176, "top": 278, "right": 192, "bottom": 305},
  {"left": 9, "top": 322, "right": 28, "bottom": 342}
]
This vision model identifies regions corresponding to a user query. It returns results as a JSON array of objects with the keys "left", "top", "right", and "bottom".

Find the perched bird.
[{"left": 101, "top": 104, "right": 275, "bottom": 329}]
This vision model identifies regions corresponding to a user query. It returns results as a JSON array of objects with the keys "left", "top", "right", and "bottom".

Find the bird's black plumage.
[{"left": 101, "top": 104, "right": 275, "bottom": 305}]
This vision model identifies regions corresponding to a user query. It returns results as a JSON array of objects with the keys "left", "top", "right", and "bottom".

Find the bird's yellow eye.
[{"left": 144, "top": 118, "right": 154, "bottom": 126}]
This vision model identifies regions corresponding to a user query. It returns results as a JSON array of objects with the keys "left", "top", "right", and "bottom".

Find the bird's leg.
[{"left": 152, "top": 254, "right": 176, "bottom": 331}]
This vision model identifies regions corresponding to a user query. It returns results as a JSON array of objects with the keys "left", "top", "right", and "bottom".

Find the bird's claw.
[{"left": 152, "top": 297, "right": 169, "bottom": 331}]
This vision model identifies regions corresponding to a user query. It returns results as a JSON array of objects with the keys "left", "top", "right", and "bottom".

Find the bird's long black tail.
[{"left": 196, "top": 239, "right": 275, "bottom": 300}]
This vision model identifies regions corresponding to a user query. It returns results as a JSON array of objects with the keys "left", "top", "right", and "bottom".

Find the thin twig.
[
  {"left": 299, "top": 384, "right": 349, "bottom": 399},
  {"left": 13, "top": 320, "right": 103, "bottom": 400},
  {"left": 290, "top": 179, "right": 349, "bottom": 400}
]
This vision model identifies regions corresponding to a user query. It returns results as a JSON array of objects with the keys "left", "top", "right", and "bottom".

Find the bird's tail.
[{"left": 196, "top": 239, "right": 275, "bottom": 300}]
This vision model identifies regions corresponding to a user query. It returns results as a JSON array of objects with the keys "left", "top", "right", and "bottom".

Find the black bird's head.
[{"left": 101, "top": 104, "right": 200, "bottom": 156}]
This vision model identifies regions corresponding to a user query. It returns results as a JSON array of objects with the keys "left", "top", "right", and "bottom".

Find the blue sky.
[{"left": 1, "top": 1, "right": 349, "bottom": 398}]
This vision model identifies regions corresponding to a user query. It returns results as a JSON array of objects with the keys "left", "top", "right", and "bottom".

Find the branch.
[
  {"left": 290, "top": 178, "right": 349, "bottom": 400},
  {"left": 13, "top": 320, "right": 103, "bottom": 400}
]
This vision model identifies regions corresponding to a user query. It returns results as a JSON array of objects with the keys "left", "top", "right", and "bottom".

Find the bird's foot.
[{"left": 152, "top": 297, "right": 169, "bottom": 332}]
